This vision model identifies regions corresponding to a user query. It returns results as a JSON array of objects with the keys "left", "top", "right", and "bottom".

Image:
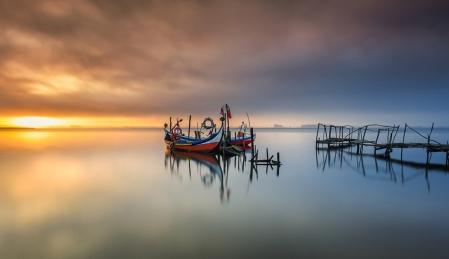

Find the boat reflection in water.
[
  {"left": 165, "top": 150, "right": 279, "bottom": 203},
  {"left": 165, "top": 151, "right": 233, "bottom": 203},
  {"left": 316, "top": 148, "right": 449, "bottom": 192}
]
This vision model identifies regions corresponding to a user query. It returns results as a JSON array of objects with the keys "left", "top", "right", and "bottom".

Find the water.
[{"left": 1, "top": 129, "right": 449, "bottom": 259}]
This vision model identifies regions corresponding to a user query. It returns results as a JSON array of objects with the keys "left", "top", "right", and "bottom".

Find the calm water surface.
[{"left": 1, "top": 129, "right": 449, "bottom": 259}]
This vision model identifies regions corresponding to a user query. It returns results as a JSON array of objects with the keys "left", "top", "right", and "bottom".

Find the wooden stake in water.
[
  {"left": 401, "top": 123, "right": 407, "bottom": 160},
  {"left": 250, "top": 127, "right": 254, "bottom": 155},
  {"left": 188, "top": 115, "right": 191, "bottom": 137}
]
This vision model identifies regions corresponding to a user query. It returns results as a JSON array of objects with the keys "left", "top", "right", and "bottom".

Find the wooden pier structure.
[{"left": 316, "top": 123, "right": 449, "bottom": 166}]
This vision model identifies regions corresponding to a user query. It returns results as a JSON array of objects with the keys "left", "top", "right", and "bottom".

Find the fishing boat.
[
  {"left": 228, "top": 132, "right": 254, "bottom": 147},
  {"left": 164, "top": 118, "right": 224, "bottom": 152},
  {"left": 220, "top": 104, "right": 255, "bottom": 147},
  {"left": 163, "top": 104, "right": 254, "bottom": 153}
]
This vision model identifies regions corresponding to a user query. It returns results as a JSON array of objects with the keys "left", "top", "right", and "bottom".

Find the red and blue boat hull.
[
  {"left": 228, "top": 135, "right": 254, "bottom": 147},
  {"left": 165, "top": 126, "right": 223, "bottom": 153}
]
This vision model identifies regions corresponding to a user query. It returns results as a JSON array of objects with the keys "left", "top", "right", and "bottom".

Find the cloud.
[{"left": 0, "top": 0, "right": 448, "bottom": 119}]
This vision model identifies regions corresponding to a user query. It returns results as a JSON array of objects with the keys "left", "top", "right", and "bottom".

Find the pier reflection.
[{"left": 316, "top": 148, "right": 449, "bottom": 192}]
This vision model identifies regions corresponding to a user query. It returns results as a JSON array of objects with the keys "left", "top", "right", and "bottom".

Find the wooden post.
[
  {"left": 323, "top": 125, "right": 328, "bottom": 140},
  {"left": 342, "top": 126, "right": 344, "bottom": 146},
  {"left": 386, "top": 127, "right": 391, "bottom": 156},
  {"left": 447, "top": 141, "right": 449, "bottom": 167},
  {"left": 446, "top": 152, "right": 448, "bottom": 166},
  {"left": 223, "top": 113, "right": 226, "bottom": 139},
  {"left": 339, "top": 126, "right": 342, "bottom": 147},
  {"left": 361, "top": 126, "right": 367, "bottom": 154},
  {"left": 426, "top": 135, "right": 430, "bottom": 165},
  {"left": 250, "top": 127, "right": 255, "bottom": 155},
  {"left": 389, "top": 126, "right": 393, "bottom": 144},
  {"left": 426, "top": 123, "right": 434, "bottom": 165},
  {"left": 387, "top": 128, "right": 390, "bottom": 144},
  {"left": 357, "top": 128, "right": 361, "bottom": 153},
  {"left": 428, "top": 122, "right": 434, "bottom": 145},
  {"left": 393, "top": 125, "right": 400, "bottom": 142},
  {"left": 349, "top": 127, "right": 353, "bottom": 151},
  {"left": 188, "top": 115, "right": 191, "bottom": 137},
  {"left": 226, "top": 108, "right": 230, "bottom": 141},
  {"left": 169, "top": 117, "right": 172, "bottom": 131},
  {"left": 277, "top": 152, "right": 280, "bottom": 164},
  {"left": 374, "top": 129, "right": 379, "bottom": 156},
  {"left": 401, "top": 123, "right": 407, "bottom": 160},
  {"left": 375, "top": 129, "right": 380, "bottom": 144}
]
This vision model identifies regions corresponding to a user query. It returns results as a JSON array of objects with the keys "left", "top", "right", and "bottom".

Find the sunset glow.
[
  {"left": 0, "top": 1, "right": 448, "bottom": 259},
  {"left": 10, "top": 117, "right": 66, "bottom": 128},
  {"left": 1, "top": 116, "right": 170, "bottom": 129},
  {"left": 0, "top": 1, "right": 447, "bottom": 127}
]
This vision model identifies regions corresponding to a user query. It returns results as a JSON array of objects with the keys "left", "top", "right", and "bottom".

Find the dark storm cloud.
[{"left": 0, "top": 0, "right": 448, "bottom": 118}]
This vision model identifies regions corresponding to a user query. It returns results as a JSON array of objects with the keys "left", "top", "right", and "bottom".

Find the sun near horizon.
[
  {"left": 0, "top": 116, "right": 161, "bottom": 129},
  {"left": 9, "top": 116, "right": 66, "bottom": 128}
]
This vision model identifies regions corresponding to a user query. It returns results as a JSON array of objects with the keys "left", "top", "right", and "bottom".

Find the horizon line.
[{"left": 2, "top": 125, "right": 449, "bottom": 131}]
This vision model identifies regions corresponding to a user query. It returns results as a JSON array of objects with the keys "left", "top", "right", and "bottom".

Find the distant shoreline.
[{"left": 2, "top": 126, "right": 449, "bottom": 131}]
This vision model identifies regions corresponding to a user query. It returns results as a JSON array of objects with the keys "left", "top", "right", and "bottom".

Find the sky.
[{"left": 1, "top": 0, "right": 449, "bottom": 127}]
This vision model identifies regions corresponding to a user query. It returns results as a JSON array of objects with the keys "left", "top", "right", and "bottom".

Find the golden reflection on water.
[
  {"left": 0, "top": 131, "right": 51, "bottom": 150},
  {"left": 3, "top": 129, "right": 448, "bottom": 258},
  {"left": 0, "top": 130, "right": 167, "bottom": 258},
  {"left": 17, "top": 131, "right": 51, "bottom": 140},
  {"left": 0, "top": 129, "right": 160, "bottom": 150}
]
